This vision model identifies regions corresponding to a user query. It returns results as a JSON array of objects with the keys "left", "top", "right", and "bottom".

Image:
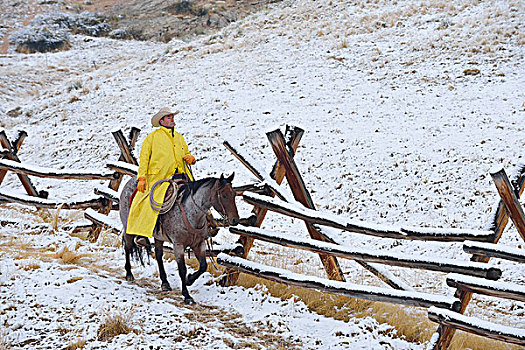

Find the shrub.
[
  {"left": 10, "top": 24, "right": 72, "bottom": 53},
  {"left": 166, "top": 1, "right": 208, "bottom": 17},
  {"left": 10, "top": 11, "right": 111, "bottom": 53}
]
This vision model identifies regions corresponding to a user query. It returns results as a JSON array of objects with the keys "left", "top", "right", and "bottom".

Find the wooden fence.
[
  {"left": 217, "top": 126, "right": 525, "bottom": 349},
  {"left": 1, "top": 125, "right": 524, "bottom": 348},
  {"left": 0, "top": 127, "right": 140, "bottom": 242}
]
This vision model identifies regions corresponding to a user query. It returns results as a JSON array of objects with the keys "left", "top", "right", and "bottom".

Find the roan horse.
[{"left": 119, "top": 173, "right": 239, "bottom": 304}]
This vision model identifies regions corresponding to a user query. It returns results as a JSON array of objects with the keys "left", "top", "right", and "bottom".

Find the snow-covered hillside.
[{"left": 1, "top": 0, "right": 524, "bottom": 349}]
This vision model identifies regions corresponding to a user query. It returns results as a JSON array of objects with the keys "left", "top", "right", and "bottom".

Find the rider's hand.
[
  {"left": 183, "top": 154, "right": 196, "bottom": 165},
  {"left": 137, "top": 177, "right": 147, "bottom": 193}
]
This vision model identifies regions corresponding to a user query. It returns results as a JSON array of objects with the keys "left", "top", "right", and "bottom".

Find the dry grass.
[
  {"left": 0, "top": 328, "right": 10, "bottom": 350},
  {"left": 55, "top": 243, "right": 90, "bottom": 264},
  {"left": 65, "top": 338, "right": 86, "bottom": 350},
  {"left": 96, "top": 306, "right": 137, "bottom": 341},
  {"left": 21, "top": 260, "right": 41, "bottom": 271}
]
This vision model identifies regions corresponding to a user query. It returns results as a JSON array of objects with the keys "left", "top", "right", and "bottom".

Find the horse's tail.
[{"left": 122, "top": 234, "right": 151, "bottom": 266}]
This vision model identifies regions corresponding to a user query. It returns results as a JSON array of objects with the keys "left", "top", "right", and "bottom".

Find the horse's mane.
[{"left": 178, "top": 177, "right": 217, "bottom": 203}]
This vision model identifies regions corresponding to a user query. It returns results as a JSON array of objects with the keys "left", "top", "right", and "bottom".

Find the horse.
[{"left": 119, "top": 173, "right": 239, "bottom": 304}]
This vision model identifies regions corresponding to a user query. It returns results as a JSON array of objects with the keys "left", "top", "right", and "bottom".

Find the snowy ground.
[{"left": 1, "top": 0, "right": 524, "bottom": 349}]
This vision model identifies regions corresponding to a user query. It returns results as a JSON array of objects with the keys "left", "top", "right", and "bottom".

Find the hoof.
[
  {"left": 126, "top": 274, "right": 135, "bottom": 282},
  {"left": 161, "top": 282, "right": 172, "bottom": 291},
  {"left": 184, "top": 297, "right": 195, "bottom": 305}
]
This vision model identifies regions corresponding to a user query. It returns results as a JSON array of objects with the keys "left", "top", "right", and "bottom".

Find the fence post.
[
  {"left": 0, "top": 130, "right": 43, "bottom": 198},
  {"left": 433, "top": 164, "right": 525, "bottom": 349},
  {"left": 490, "top": 168, "right": 525, "bottom": 241},
  {"left": 88, "top": 127, "right": 140, "bottom": 242},
  {"left": 223, "top": 125, "right": 304, "bottom": 286},
  {"left": 267, "top": 129, "right": 345, "bottom": 281}
]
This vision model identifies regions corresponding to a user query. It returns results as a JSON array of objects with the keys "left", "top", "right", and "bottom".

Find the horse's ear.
[
  {"left": 227, "top": 172, "right": 234, "bottom": 183},
  {"left": 219, "top": 174, "right": 225, "bottom": 182}
]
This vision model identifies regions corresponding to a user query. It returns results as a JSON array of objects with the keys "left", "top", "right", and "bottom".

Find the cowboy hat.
[{"left": 151, "top": 107, "right": 180, "bottom": 127}]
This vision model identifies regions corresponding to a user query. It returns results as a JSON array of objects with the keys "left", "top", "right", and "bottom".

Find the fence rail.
[{"left": 218, "top": 254, "right": 461, "bottom": 311}]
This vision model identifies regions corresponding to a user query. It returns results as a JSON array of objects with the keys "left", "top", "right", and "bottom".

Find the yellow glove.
[
  {"left": 183, "top": 154, "right": 196, "bottom": 165},
  {"left": 137, "top": 177, "right": 147, "bottom": 193}
]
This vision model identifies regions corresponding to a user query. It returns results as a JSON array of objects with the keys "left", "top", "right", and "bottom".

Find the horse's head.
[{"left": 213, "top": 173, "right": 239, "bottom": 226}]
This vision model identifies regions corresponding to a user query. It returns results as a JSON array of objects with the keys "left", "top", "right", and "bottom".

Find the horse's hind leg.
[
  {"left": 173, "top": 249, "right": 194, "bottom": 305},
  {"left": 187, "top": 243, "right": 207, "bottom": 287},
  {"left": 124, "top": 233, "right": 134, "bottom": 282},
  {"left": 154, "top": 239, "right": 171, "bottom": 291}
]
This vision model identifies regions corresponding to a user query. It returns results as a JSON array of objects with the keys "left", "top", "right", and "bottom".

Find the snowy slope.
[{"left": 1, "top": 0, "right": 524, "bottom": 348}]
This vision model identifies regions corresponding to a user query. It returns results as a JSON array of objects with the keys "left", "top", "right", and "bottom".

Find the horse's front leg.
[
  {"left": 187, "top": 242, "right": 207, "bottom": 287},
  {"left": 154, "top": 238, "right": 171, "bottom": 291},
  {"left": 124, "top": 233, "right": 134, "bottom": 282}
]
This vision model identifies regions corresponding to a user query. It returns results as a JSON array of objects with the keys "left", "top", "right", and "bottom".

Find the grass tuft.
[
  {"left": 55, "top": 243, "right": 90, "bottom": 264},
  {"left": 96, "top": 306, "right": 137, "bottom": 341}
]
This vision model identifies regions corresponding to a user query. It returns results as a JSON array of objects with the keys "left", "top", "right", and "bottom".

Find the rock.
[{"left": 7, "top": 106, "right": 22, "bottom": 118}]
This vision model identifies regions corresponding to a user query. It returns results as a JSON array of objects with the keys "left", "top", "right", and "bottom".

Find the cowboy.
[{"left": 126, "top": 107, "right": 196, "bottom": 243}]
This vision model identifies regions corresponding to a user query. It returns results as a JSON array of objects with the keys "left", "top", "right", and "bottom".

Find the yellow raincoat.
[{"left": 126, "top": 126, "right": 194, "bottom": 238}]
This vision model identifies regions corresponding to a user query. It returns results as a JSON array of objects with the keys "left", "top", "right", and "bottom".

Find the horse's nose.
[{"left": 231, "top": 217, "right": 239, "bottom": 226}]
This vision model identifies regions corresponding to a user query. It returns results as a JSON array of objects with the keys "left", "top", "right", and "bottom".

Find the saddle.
[{"left": 129, "top": 173, "right": 189, "bottom": 208}]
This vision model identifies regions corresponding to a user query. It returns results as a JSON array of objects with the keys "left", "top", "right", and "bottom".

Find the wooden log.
[
  {"left": 490, "top": 167, "right": 525, "bottom": 242},
  {"left": 267, "top": 128, "right": 345, "bottom": 282},
  {"left": 0, "top": 130, "right": 25, "bottom": 184},
  {"left": 94, "top": 187, "right": 120, "bottom": 204},
  {"left": 12, "top": 130, "right": 27, "bottom": 152},
  {"left": 84, "top": 208, "right": 121, "bottom": 235},
  {"left": 128, "top": 127, "right": 140, "bottom": 152},
  {"left": 354, "top": 260, "right": 412, "bottom": 291},
  {"left": 270, "top": 125, "right": 304, "bottom": 181},
  {"left": 0, "top": 130, "right": 40, "bottom": 197},
  {"left": 463, "top": 241, "right": 525, "bottom": 264},
  {"left": 223, "top": 140, "right": 266, "bottom": 182},
  {"left": 435, "top": 164, "right": 525, "bottom": 349},
  {"left": 0, "top": 218, "right": 92, "bottom": 233},
  {"left": 0, "top": 190, "right": 105, "bottom": 209},
  {"left": 229, "top": 226, "right": 502, "bottom": 280},
  {"left": 428, "top": 307, "right": 525, "bottom": 346},
  {"left": 218, "top": 254, "right": 461, "bottom": 311},
  {"left": 243, "top": 192, "right": 495, "bottom": 242},
  {"left": 0, "top": 159, "right": 118, "bottom": 180},
  {"left": 233, "top": 182, "right": 273, "bottom": 197},
  {"left": 106, "top": 161, "right": 138, "bottom": 176},
  {"left": 90, "top": 128, "right": 141, "bottom": 243},
  {"left": 446, "top": 274, "right": 525, "bottom": 302},
  {"left": 223, "top": 126, "right": 304, "bottom": 286},
  {"left": 313, "top": 224, "right": 412, "bottom": 290},
  {"left": 163, "top": 244, "right": 244, "bottom": 258},
  {"left": 112, "top": 129, "right": 138, "bottom": 165}
]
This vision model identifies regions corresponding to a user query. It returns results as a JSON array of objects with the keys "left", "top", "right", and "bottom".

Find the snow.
[
  {"left": 1, "top": 0, "right": 525, "bottom": 348},
  {"left": 428, "top": 306, "right": 525, "bottom": 339},
  {"left": 446, "top": 273, "right": 525, "bottom": 297}
]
